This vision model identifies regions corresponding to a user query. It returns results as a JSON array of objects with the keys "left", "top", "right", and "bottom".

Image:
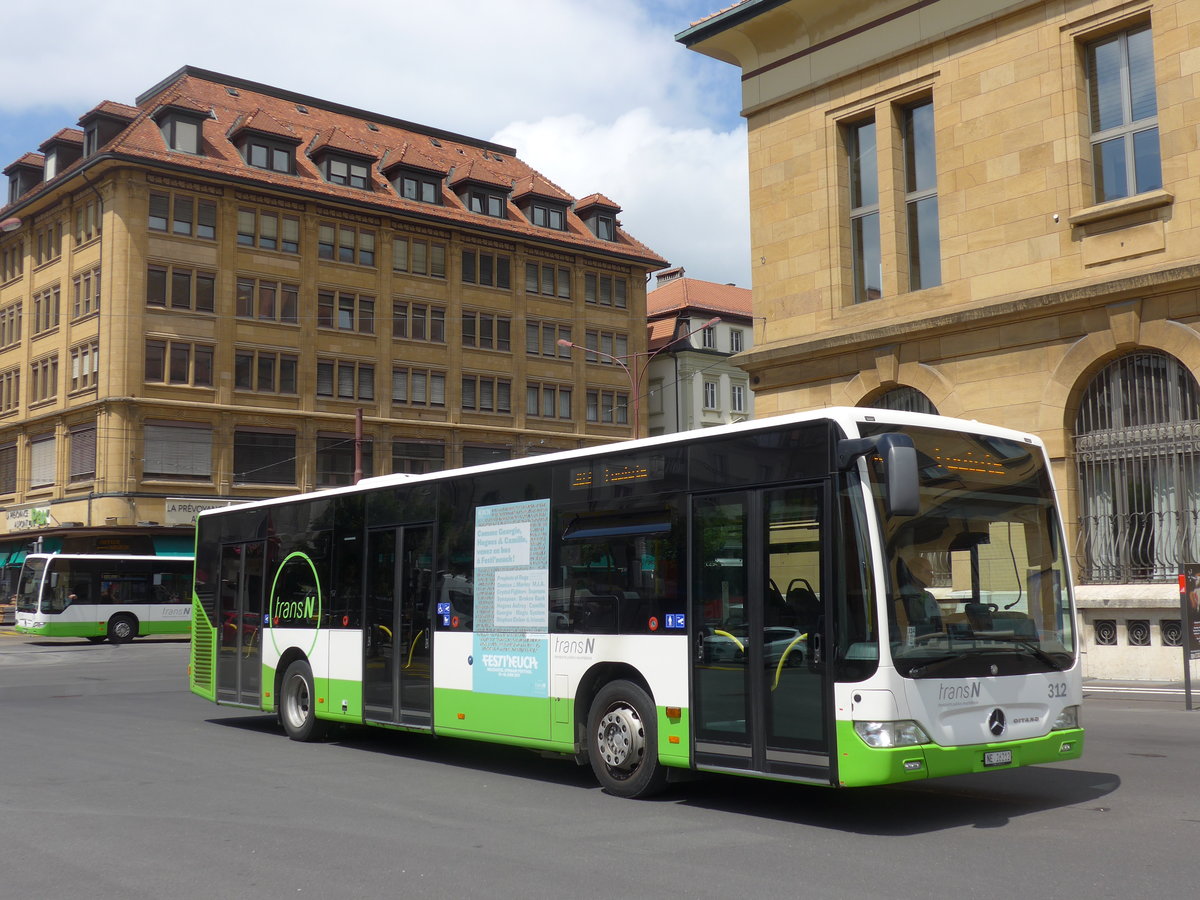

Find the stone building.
[
  {"left": 0, "top": 66, "right": 664, "bottom": 592},
  {"left": 680, "top": 0, "right": 1200, "bottom": 679},
  {"left": 645, "top": 267, "right": 754, "bottom": 435}
]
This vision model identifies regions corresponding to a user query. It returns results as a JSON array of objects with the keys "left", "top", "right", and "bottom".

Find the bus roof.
[{"left": 196, "top": 408, "right": 1045, "bottom": 522}]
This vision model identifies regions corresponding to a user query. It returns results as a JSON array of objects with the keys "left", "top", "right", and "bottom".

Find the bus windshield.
[
  {"left": 863, "top": 424, "right": 1075, "bottom": 678},
  {"left": 16, "top": 557, "right": 47, "bottom": 613}
]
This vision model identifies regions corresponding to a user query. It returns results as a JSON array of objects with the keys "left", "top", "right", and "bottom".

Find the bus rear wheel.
[
  {"left": 586, "top": 680, "right": 667, "bottom": 799},
  {"left": 280, "top": 660, "right": 327, "bottom": 742},
  {"left": 107, "top": 613, "right": 138, "bottom": 644}
]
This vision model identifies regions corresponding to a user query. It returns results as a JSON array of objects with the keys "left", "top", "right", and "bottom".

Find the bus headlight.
[
  {"left": 854, "top": 720, "right": 931, "bottom": 748},
  {"left": 1052, "top": 705, "right": 1081, "bottom": 730}
]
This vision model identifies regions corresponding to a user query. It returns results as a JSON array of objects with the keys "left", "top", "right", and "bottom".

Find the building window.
[
  {"left": 596, "top": 215, "right": 615, "bottom": 241},
  {"left": 731, "top": 384, "right": 745, "bottom": 413},
  {"left": 317, "top": 360, "right": 375, "bottom": 401},
  {"left": 466, "top": 190, "right": 507, "bottom": 218},
  {"left": 318, "top": 222, "right": 376, "bottom": 266},
  {"left": 317, "top": 435, "right": 373, "bottom": 487},
  {"left": 158, "top": 114, "right": 204, "bottom": 154},
  {"left": 1, "top": 241, "right": 22, "bottom": 282},
  {"left": 392, "top": 367, "right": 447, "bottom": 407},
  {"left": 584, "top": 273, "right": 628, "bottom": 308},
  {"left": 903, "top": 100, "right": 941, "bottom": 290},
  {"left": 0, "top": 443, "right": 15, "bottom": 492},
  {"left": 526, "top": 382, "right": 572, "bottom": 419},
  {"left": 322, "top": 155, "right": 371, "bottom": 189},
  {"left": 526, "top": 321, "right": 572, "bottom": 358},
  {"left": 392, "top": 301, "right": 445, "bottom": 343},
  {"left": 584, "top": 329, "right": 629, "bottom": 365},
  {"left": 847, "top": 118, "right": 881, "bottom": 303},
  {"left": 242, "top": 138, "right": 294, "bottom": 174},
  {"left": 237, "top": 208, "right": 299, "bottom": 252},
  {"left": 703, "top": 381, "right": 718, "bottom": 409},
  {"left": 867, "top": 386, "right": 939, "bottom": 415},
  {"left": 146, "top": 265, "right": 215, "bottom": 312},
  {"left": 72, "top": 267, "right": 100, "bottom": 319},
  {"left": 461, "top": 375, "right": 511, "bottom": 413},
  {"left": 235, "top": 350, "right": 298, "bottom": 394},
  {"left": 730, "top": 329, "right": 744, "bottom": 353},
  {"left": 393, "top": 441, "right": 444, "bottom": 474},
  {"left": 318, "top": 290, "right": 374, "bottom": 333},
  {"left": 393, "top": 235, "right": 446, "bottom": 278},
  {"left": 233, "top": 429, "right": 295, "bottom": 485},
  {"left": 0, "top": 302, "right": 21, "bottom": 349},
  {"left": 529, "top": 203, "right": 566, "bottom": 230},
  {"left": 1162, "top": 619, "right": 1183, "bottom": 647},
  {"left": 586, "top": 389, "right": 629, "bottom": 425},
  {"left": 392, "top": 171, "right": 442, "bottom": 204},
  {"left": 1094, "top": 619, "right": 1117, "bottom": 645},
  {"left": 525, "top": 262, "right": 571, "bottom": 298},
  {"left": 145, "top": 339, "right": 214, "bottom": 387},
  {"left": 69, "top": 341, "right": 99, "bottom": 392},
  {"left": 236, "top": 278, "right": 299, "bottom": 324},
  {"left": 29, "top": 355, "right": 58, "bottom": 405},
  {"left": 69, "top": 425, "right": 96, "bottom": 482},
  {"left": 32, "top": 285, "right": 60, "bottom": 334},
  {"left": 149, "top": 192, "right": 216, "bottom": 239},
  {"left": 1073, "top": 351, "right": 1200, "bottom": 583},
  {"left": 29, "top": 434, "right": 56, "bottom": 489},
  {"left": 1087, "top": 24, "right": 1160, "bottom": 203},
  {"left": 143, "top": 422, "right": 212, "bottom": 480},
  {"left": 0, "top": 368, "right": 20, "bottom": 415},
  {"left": 1127, "top": 619, "right": 1152, "bottom": 646},
  {"left": 74, "top": 199, "right": 102, "bottom": 244},
  {"left": 35, "top": 221, "right": 63, "bottom": 266},
  {"left": 461, "top": 311, "right": 511, "bottom": 351},
  {"left": 702, "top": 327, "right": 717, "bottom": 350},
  {"left": 463, "top": 446, "right": 511, "bottom": 466},
  {"left": 461, "top": 250, "right": 511, "bottom": 289}
]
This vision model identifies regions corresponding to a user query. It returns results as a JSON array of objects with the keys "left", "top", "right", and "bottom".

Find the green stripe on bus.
[{"left": 834, "top": 720, "right": 1086, "bottom": 787}]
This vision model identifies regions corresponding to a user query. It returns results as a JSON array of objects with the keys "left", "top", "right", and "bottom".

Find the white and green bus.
[
  {"left": 15, "top": 553, "right": 194, "bottom": 643},
  {"left": 189, "top": 409, "right": 1083, "bottom": 797}
]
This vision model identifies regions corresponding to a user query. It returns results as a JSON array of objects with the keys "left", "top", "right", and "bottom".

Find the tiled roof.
[
  {"left": 40, "top": 128, "right": 85, "bottom": 150},
  {"left": 1, "top": 67, "right": 667, "bottom": 267},
  {"left": 512, "top": 172, "right": 572, "bottom": 202},
  {"left": 229, "top": 108, "right": 300, "bottom": 143},
  {"left": 308, "top": 125, "right": 378, "bottom": 160},
  {"left": 81, "top": 100, "right": 140, "bottom": 122},
  {"left": 576, "top": 192, "right": 621, "bottom": 213},
  {"left": 647, "top": 273, "right": 752, "bottom": 318},
  {"left": 379, "top": 141, "right": 447, "bottom": 176},
  {"left": 3, "top": 152, "right": 44, "bottom": 175}
]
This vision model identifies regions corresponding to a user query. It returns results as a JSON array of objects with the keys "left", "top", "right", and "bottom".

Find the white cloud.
[
  {"left": 0, "top": 0, "right": 749, "bottom": 285},
  {"left": 496, "top": 110, "right": 750, "bottom": 286}
]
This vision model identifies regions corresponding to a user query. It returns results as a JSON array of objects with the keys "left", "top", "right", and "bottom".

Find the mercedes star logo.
[{"left": 988, "top": 708, "right": 1006, "bottom": 737}]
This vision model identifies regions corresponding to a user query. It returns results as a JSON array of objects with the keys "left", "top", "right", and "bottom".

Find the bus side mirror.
[{"left": 837, "top": 433, "right": 919, "bottom": 517}]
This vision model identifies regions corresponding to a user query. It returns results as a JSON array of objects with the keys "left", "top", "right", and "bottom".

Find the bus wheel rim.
[
  {"left": 285, "top": 675, "right": 309, "bottom": 728},
  {"left": 597, "top": 706, "right": 644, "bottom": 771}
]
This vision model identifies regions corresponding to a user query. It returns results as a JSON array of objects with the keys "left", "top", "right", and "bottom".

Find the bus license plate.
[{"left": 984, "top": 750, "right": 1013, "bottom": 767}]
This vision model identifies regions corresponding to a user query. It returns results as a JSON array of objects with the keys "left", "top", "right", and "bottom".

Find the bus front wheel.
[
  {"left": 107, "top": 614, "right": 138, "bottom": 644},
  {"left": 280, "top": 660, "right": 327, "bottom": 742},
  {"left": 586, "top": 680, "right": 667, "bottom": 799}
]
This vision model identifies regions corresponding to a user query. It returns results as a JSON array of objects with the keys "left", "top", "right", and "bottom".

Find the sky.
[{"left": 0, "top": 0, "right": 751, "bottom": 288}]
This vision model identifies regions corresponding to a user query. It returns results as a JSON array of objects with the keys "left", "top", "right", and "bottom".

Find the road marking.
[{"left": 1084, "top": 685, "right": 1185, "bottom": 696}]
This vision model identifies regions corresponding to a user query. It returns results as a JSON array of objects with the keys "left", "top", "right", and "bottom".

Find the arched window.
[
  {"left": 1074, "top": 351, "right": 1200, "bottom": 583},
  {"left": 864, "top": 386, "right": 938, "bottom": 415}
]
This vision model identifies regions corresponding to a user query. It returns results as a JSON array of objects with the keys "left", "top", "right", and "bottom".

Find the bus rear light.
[
  {"left": 854, "top": 720, "right": 931, "bottom": 748},
  {"left": 1052, "top": 705, "right": 1080, "bottom": 730}
]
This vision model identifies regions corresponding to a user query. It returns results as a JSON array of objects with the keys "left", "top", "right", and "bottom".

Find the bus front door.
[
  {"left": 217, "top": 541, "right": 265, "bottom": 706},
  {"left": 364, "top": 525, "right": 433, "bottom": 727},
  {"left": 692, "top": 484, "right": 831, "bottom": 782}
]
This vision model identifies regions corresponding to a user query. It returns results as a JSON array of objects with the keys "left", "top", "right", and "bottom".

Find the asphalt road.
[{"left": 0, "top": 633, "right": 1196, "bottom": 900}]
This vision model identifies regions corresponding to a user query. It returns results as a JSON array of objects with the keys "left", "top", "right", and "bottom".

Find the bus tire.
[
  {"left": 280, "top": 660, "right": 327, "bottom": 742},
  {"left": 107, "top": 613, "right": 138, "bottom": 644},
  {"left": 586, "top": 680, "right": 667, "bottom": 799}
]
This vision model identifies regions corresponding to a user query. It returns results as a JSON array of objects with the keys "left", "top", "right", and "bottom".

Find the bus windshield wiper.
[
  {"left": 904, "top": 652, "right": 975, "bottom": 677},
  {"left": 1003, "top": 638, "right": 1065, "bottom": 670}
]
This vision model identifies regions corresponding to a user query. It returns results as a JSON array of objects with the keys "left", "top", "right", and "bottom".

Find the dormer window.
[
  {"left": 242, "top": 137, "right": 294, "bottom": 174},
  {"left": 39, "top": 132, "right": 84, "bottom": 183},
  {"left": 574, "top": 194, "right": 622, "bottom": 242},
  {"left": 391, "top": 170, "right": 441, "bottom": 204},
  {"left": 155, "top": 109, "right": 207, "bottom": 155},
  {"left": 5, "top": 156, "right": 44, "bottom": 204},
  {"left": 466, "top": 190, "right": 506, "bottom": 218},
  {"left": 529, "top": 202, "right": 567, "bottom": 231},
  {"left": 596, "top": 215, "right": 615, "bottom": 241},
  {"left": 316, "top": 155, "right": 366, "bottom": 189},
  {"left": 79, "top": 104, "right": 138, "bottom": 158}
]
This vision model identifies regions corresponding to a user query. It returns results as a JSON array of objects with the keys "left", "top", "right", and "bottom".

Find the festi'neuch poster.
[{"left": 471, "top": 499, "right": 550, "bottom": 698}]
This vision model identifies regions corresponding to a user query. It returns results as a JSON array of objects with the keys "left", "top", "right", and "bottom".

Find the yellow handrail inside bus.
[
  {"left": 770, "top": 632, "right": 807, "bottom": 692},
  {"left": 712, "top": 629, "right": 744, "bottom": 653},
  {"left": 404, "top": 630, "right": 425, "bottom": 669}
]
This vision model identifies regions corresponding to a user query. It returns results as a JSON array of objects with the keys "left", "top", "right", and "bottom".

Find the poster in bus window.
[
  {"left": 472, "top": 499, "right": 550, "bottom": 698},
  {"left": 1181, "top": 564, "right": 1200, "bottom": 660}
]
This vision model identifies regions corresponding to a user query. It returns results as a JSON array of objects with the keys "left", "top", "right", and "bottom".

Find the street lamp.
[
  {"left": 0, "top": 217, "right": 21, "bottom": 233},
  {"left": 559, "top": 316, "right": 720, "bottom": 436}
]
